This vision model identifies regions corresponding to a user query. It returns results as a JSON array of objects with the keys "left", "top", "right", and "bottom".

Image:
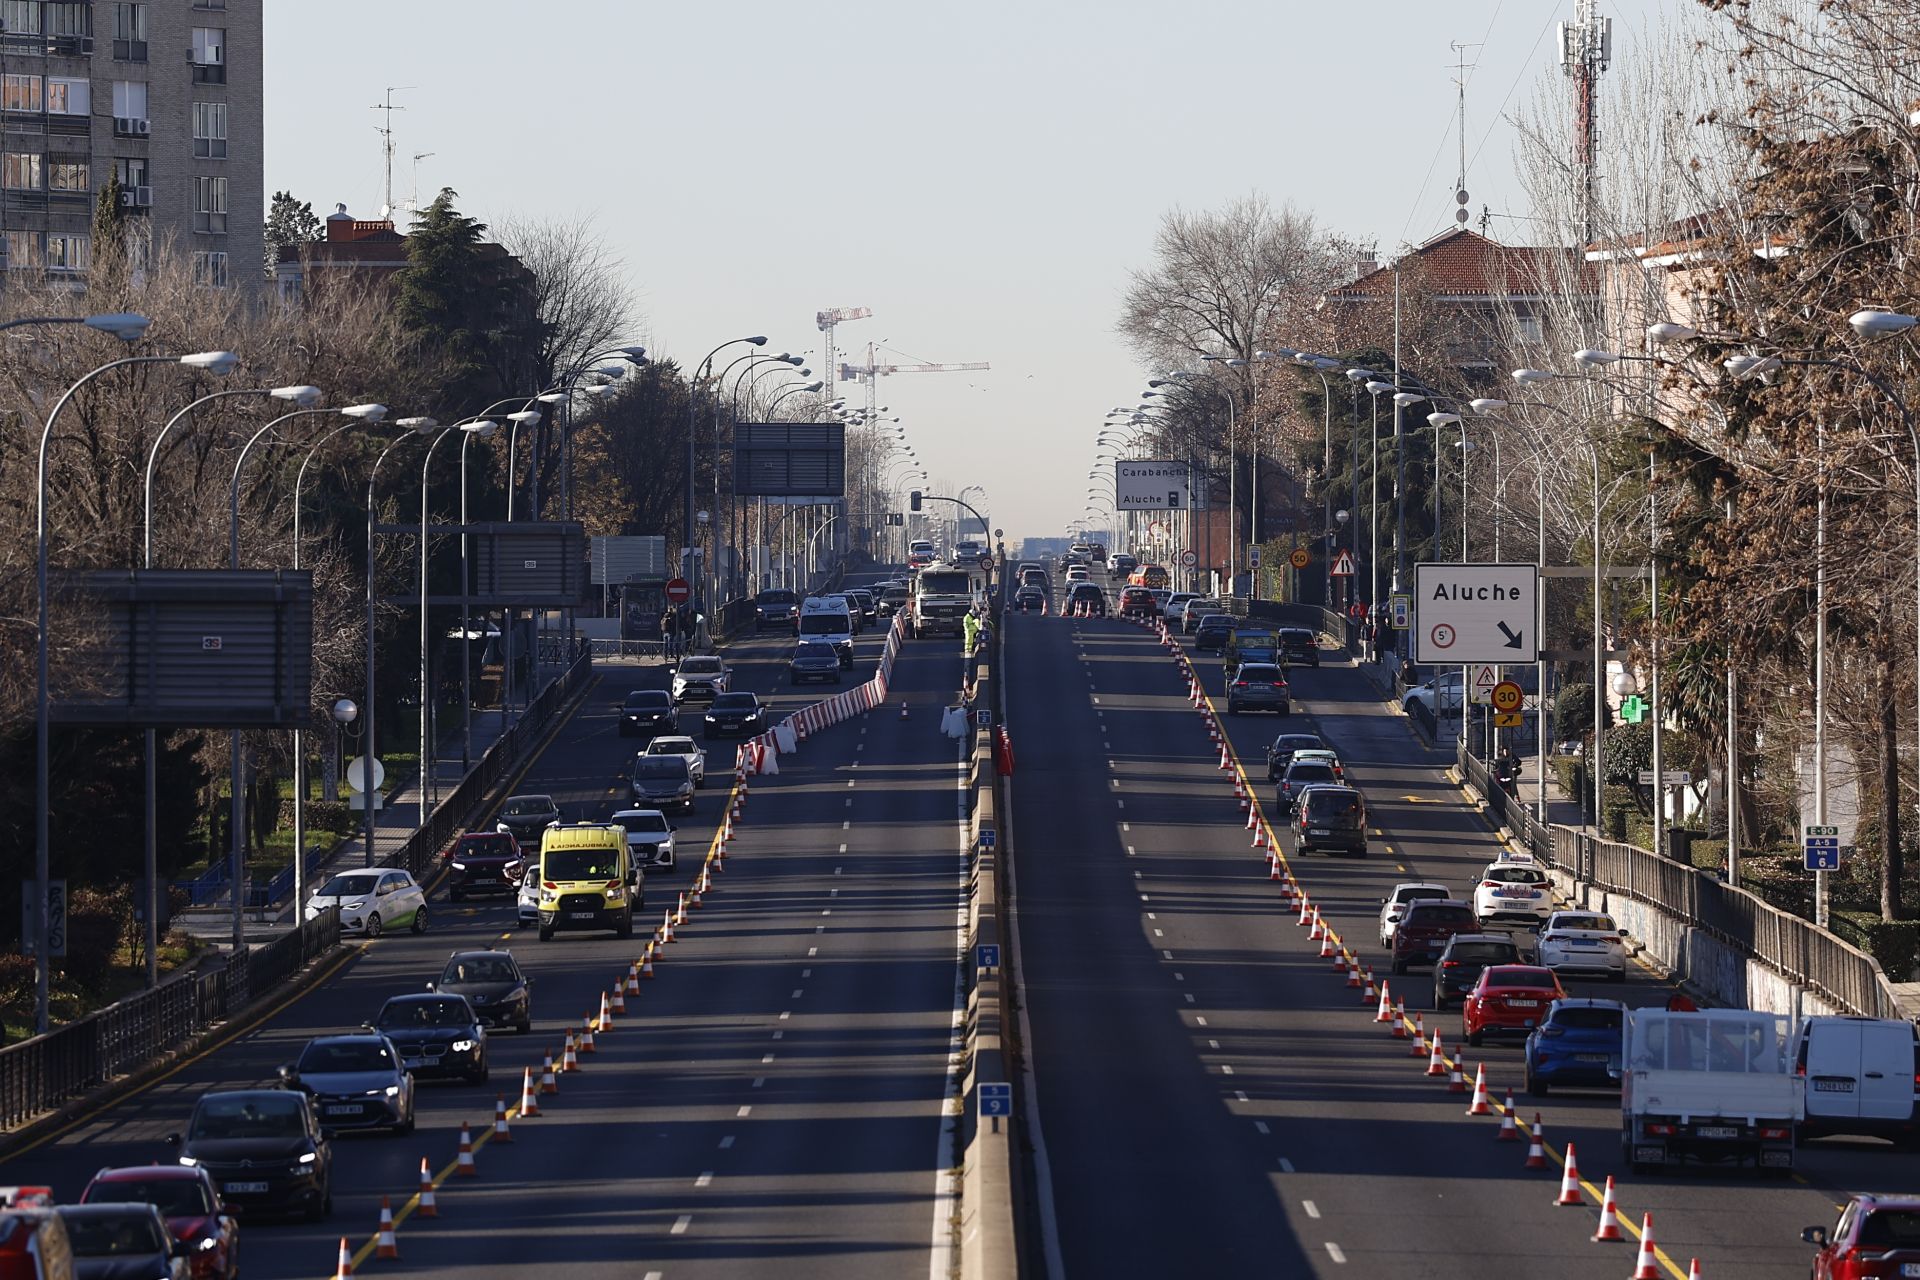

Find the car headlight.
[
  {"left": 507, "top": 986, "right": 527, "bottom": 1001},
  {"left": 450, "top": 861, "right": 467, "bottom": 871},
  {"left": 384, "top": 1085, "right": 401, "bottom": 1097},
  {"left": 197, "top": 1237, "right": 218, "bottom": 1253},
  {"left": 451, "top": 1039, "right": 476, "bottom": 1053},
  {"left": 177, "top": 1156, "right": 199, "bottom": 1168},
  {"left": 344, "top": 900, "right": 366, "bottom": 911},
  {"left": 540, "top": 890, "right": 558, "bottom": 904}
]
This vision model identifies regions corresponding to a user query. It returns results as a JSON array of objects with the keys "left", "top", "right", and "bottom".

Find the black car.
[
  {"left": 278, "top": 1034, "right": 416, "bottom": 1133},
  {"left": 1266, "top": 732, "right": 1329, "bottom": 782},
  {"left": 845, "top": 589, "right": 878, "bottom": 624},
  {"left": 495, "top": 794, "right": 562, "bottom": 849},
  {"left": 618, "top": 689, "right": 677, "bottom": 738},
  {"left": 430, "top": 948, "right": 533, "bottom": 1033},
  {"left": 704, "top": 692, "right": 767, "bottom": 738},
  {"left": 789, "top": 641, "right": 842, "bottom": 686},
  {"left": 753, "top": 589, "right": 798, "bottom": 632},
  {"left": 1278, "top": 627, "right": 1320, "bottom": 667},
  {"left": 1294, "top": 784, "right": 1366, "bottom": 856},
  {"left": 1432, "top": 933, "right": 1524, "bottom": 1009},
  {"left": 631, "top": 755, "right": 695, "bottom": 812},
  {"left": 1194, "top": 617, "right": 1235, "bottom": 653},
  {"left": 1064, "top": 583, "right": 1107, "bottom": 617},
  {"left": 369, "top": 994, "right": 488, "bottom": 1083},
  {"left": 168, "top": 1088, "right": 332, "bottom": 1221},
  {"left": 1119, "top": 586, "right": 1159, "bottom": 618},
  {"left": 445, "top": 830, "right": 520, "bottom": 901},
  {"left": 1275, "top": 760, "right": 1340, "bottom": 814},
  {"left": 58, "top": 1203, "right": 190, "bottom": 1280},
  {"left": 1014, "top": 585, "right": 1046, "bottom": 613}
]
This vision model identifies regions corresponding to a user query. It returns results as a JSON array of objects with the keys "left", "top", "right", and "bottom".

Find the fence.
[
  {"left": 0, "top": 909, "right": 342, "bottom": 1131},
  {"left": 1458, "top": 739, "right": 1901, "bottom": 1020}
]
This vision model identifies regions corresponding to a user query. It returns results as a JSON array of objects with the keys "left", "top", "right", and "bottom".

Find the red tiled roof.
[{"left": 1325, "top": 228, "right": 1590, "bottom": 299}]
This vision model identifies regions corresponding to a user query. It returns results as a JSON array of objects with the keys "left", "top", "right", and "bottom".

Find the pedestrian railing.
[{"left": 588, "top": 638, "right": 665, "bottom": 661}]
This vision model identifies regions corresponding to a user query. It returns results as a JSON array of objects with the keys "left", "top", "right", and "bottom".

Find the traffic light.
[{"left": 910, "top": 490, "right": 922, "bottom": 512}]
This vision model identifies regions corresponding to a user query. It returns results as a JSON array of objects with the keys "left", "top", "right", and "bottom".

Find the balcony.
[{"left": 190, "top": 61, "right": 225, "bottom": 85}]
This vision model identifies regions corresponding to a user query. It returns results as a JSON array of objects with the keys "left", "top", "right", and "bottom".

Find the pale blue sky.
[{"left": 265, "top": 0, "right": 1673, "bottom": 542}]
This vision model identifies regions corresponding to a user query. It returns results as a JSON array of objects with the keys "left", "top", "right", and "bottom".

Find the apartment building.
[{"left": 0, "top": 0, "right": 261, "bottom": 287}]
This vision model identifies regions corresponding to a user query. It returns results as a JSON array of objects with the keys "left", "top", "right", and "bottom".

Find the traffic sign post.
[
  {"left": 1179, "top": 549, "right": 1197, "bottom": 568},
  {"left": 1490, "top": 680, "right": 1524, "bottom": 714},
  {"left": 1389, "top": 594, "right": 1411, "bottom": 630},
  {"left": 1468, "top": 664, "right": 1499, "bottom": 705},
  {"left": 1330, "top": 549, "right": 1356, "bottom": 577},
  {"left": 978, "top": 1081, "right": 1012, "bottom": 1131},
  {"left": 976, "top": 944, "right": 1001, "bottom": 974},
  {"left": 1412, "top": 563, "right": 1539, "bottom": 664},
  {"left": 664, "top": 577, "right": 692, "bottom": 605},
  {"left": 1248, "top": 546, "right": 1262, "bottom": 570},
  {"left": 1803, "top": 824, "right": 1841, "bottom": 871},
  {"left": 1288, "top": 547, "right": 1310, "bottom": 571}
]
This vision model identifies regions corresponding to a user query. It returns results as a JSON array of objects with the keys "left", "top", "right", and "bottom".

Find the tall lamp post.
[{"left": 685, "top": 337, "right": 767, "bottom": 605}]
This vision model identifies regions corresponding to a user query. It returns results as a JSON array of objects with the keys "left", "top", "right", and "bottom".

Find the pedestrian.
[{"left": 661, "top": 610, "right": 678, "bottom": 660}]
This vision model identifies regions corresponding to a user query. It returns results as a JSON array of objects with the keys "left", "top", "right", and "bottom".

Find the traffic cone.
[
  {"left": 539, "top": 1053, "right": 558, "bottom": 1094},
  {"left": 1309, "top": 909, "right": 1325, "bottom": 941},
  {"left": 1630, "top": 1215, "right": 1660, "bottom": 1279},
  {"left": 624, "top": 963, "right": 640, "bottom": 996},
  {"left": 642, "top": 945, "right": 656, "bottom": 978},
  {"left": 493, "top": 1094, "right": 512, "bottom": 1142},
  {"left": 375, "top": 1196, "right": 399, "bottom": 1258},
  {"left": 1447, "top": 1056, "right": 1466, "bottom": 1093},
  {"left": 1268, "top": 850, "right": 1282, "bottom": 879},
  {"left": 661, "top": 911, "right": 676, "bottom": 944},
  {"left": 416, "top": 1158, "right": 436, "bottom": 1217},
  {"left": 579, "top": 1015, "right": 597, "bottom": 1054},
  {"left": 455, "top": 1122, "right": 477, "bottom": 1176},
  {"left": 610, "top": 982, "right": 627, "bottom": 1015},
  {"left": 1253, "top": 824, "right": 1267, "bottom": 850},
  {"left": 1218, "top": 743, "right": 1231, "bottom": 770},
  {"left": 674, "top": 893, "right": 689, "bottom": 927},
  {"left": 1346, "top": 959, "right": 1363, "bottom": 989},
  {"left": 1465, "top": 1063, "right": 1490, "bottom": 1111},
  {"left": 1375, "top": 981, "right": 1394, "bottom": 1023},
  {"left": 1296, "top": 897, "right": 1313, "bottom": 926},
  {"left": 562, "top": 1028, "right": 581, "bottom": 1071},
  {"left": 1592, "top": 1175, "right": 1624, "bottom": 1241},
  {"left": 1318, "top": 930, "right": 1335, "bottom": 960},
  {"left": 1686, "top": 1260, "right": 1703, "bottom": 1279},
  {"left": 334, "top": 1238, "right": 353, "bottom": 1280},
  {"left": 519, "top": 1066, "right": 540, "bottom": 1117},
  {"left": 1426, "top": 1029, "right": 1447, "bottom": 1076},
  {"left": 1497, "top": 1091, "right": 1518, "bottom": 1140},
  {"left": 1554, "top": 1142, "right": 1582, "bottom": 1205},
  {"left": 1361, "top": 969, "right": 1377, "bottom": 1002},
  {"left": 598, "top": 991, "right": 613, "bottom": 1032},
  {"left": 1525, "top": 1115, "right": 1547, "bottom": 1168},
  {"left": 1408, "top": 1012, "right": 1425, "bottom": 1053}
]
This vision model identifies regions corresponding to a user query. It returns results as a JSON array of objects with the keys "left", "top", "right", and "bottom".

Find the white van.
[
  {"left": 797, "top": 597, "right": 855, "bottom": 668},
  {"left": 1797, "top": 1016, "right": 1920, "bottom": 1147}
]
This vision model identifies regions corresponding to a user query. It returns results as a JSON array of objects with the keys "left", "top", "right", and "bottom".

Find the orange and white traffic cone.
[
  {"left": 579, "top": 1015, "right": 598, "bottom": 1054},
  {"left": 624, "top": 962, "right": 641, "bottom": 995},
  {"left": 1296, "top": 896, "right": 1313, "bottom": 926},
  {"left": 1630, "top": 1215, "right": 1660, "bottom": 1279},
  {"left": 539, "top": 1054, "right": 558, "bottom": 1094},
  {"left": 642, "top": 946, "right": 656, "bottom": 979},
  {"left": 455, "top": 1122, "right": 477, "bottom": 1176},
  {"left": 610, "top": 982, "right": 627, "bottom": 1015},
  {"left": 375, "top": 1196, "right": 399, "bottom": 1258},
  {"left": 1427, "top": 1029, "right": 1448, "bottom": 1076},
  {"left": 1465, "top": 1063, "right": 1492, "bottom": 1114},
  {"left": 493, "top": 1094, "right": 512, "bottom": 1142},
  {"left": 1253, "top": 824, "right": 1267, "bottom": 850},
  {"left": 416, "top": 1158, "right": 436, "bottom": 1217},
  {"left": 674, "top": 893, "right": 689, "bottom": 927},
  {"left": 1447, "top": 1056, "right": 1467, "bottom": 1093},
  {"left": 1525, "top": 1115, "right": 1547, "bottom": 1168},
  {"left": 597, "top": 991, "right": 613, "bottom": 1033},
  {"left": 1686, "top": 1260, "right": 1703, "bottom": 1279},
  {"left": 1497, "top": 1091, "right": 1518, "bottom": 1140},
  {"left": 662, "top": 911, "right": 676, "bottom": 944},
  {"left": 1350, "top": 963, "right": 1366, "bottom": 992},
  {"left": 1268, "top": 851, "right": 1282, "bottom": 880},
  {"left": 1309, "top": 909, "right": 1325, "bottom": 941},
  {"left": 1592, "top": 1175, "right": 1624, "bottom": 1241},
  {"left": 562, "top": 1028, "right": 581, "bottom": 1071},
  {"left": 1554, "top": 1141, "right": 1582, "bottom": 1205},
  {"left": 1319, "top": 930, "right": 1335, "bottom": 961},
  {"left": 334, "top": 1237, "right": 353, "bottom": 1280},
  {"left": 1408, "top": 1011, "right": 1425, "bottom": 1053},
  {"left": 520, "top": 1066, "right": 540, "bottom": 1117},
  {"left": 1376, "top": 981, "right": 1394, "bottom": 1023}
]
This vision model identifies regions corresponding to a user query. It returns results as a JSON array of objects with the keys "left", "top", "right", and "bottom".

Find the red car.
[
  {"left": 80, "top": 1165, "right": 238, "bottom": 1280},
  {"left": 445, "top": 830, "right": 521, "bottom": 901},
  {"left": 1804, "top": 1193, "right": 1920, "bottom": 1279},
  {"left": 1462, "top": 965, "right": 1567, "bottom": 1046}
]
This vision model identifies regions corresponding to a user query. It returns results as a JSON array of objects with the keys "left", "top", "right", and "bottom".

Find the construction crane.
[
  {"left": 815, "top": 307, "right": 872, "bottom": 405},
  {"left": 839, "top": 342, "right": 990, "bottom": 414}
]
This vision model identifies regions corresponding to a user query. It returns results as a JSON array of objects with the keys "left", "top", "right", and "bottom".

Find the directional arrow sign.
[{"left": 1413, "top": 563, "right": 1539, "bottom": 665}]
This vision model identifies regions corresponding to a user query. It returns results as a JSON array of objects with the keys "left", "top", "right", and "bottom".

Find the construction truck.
[
  {"left": 910, "top": 562, "right": 986, "bottom": 639},
  {"left": 1622, "top": 1007, "right": 1800, "bottom": 1175}
]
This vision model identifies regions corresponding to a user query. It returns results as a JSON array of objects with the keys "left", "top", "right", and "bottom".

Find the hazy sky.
[{"left": 265, "top": 0, "right": 1674, "bottom": 543}]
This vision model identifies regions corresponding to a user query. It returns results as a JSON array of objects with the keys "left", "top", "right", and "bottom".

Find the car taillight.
[
  {"left": 1537, "top": 1026, "right": 1563, "bottom": 1038},
  {"left": 1759, "top": 1126, "right": 1790, "bottom": 1140},
  {"left": 1442, "top": 960, "right": 1459, "bottom": 967},
  {"left": 1644, "top": 1122, "right": 1675, "bottom": 1136},
  {"left": 1272, "top": 681, "right": 1286, "bottom": 689},
  {"left": 1481, "top": 879, "right": 1499, "bottom": 888},
  {"left": 1234, "top": 681, "right": 1249, "bottom": 688},
  {"left": 543, "top": 881, "right": 557, "bottom": 891}
]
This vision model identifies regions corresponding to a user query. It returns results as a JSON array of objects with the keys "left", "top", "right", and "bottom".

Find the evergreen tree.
[
  {"left": 262, "top": 190, "right": 321, "bottom": 277},
  {"left": 394, "top": 187, "right": 526, "bottom": 410},
  {"left": 92, "top": 169, "right": 125, "bottom": 276}
]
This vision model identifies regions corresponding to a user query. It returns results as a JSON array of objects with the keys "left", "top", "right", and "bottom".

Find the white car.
[
  {"left": 1065, "top": 566, "right": 1090, "bottom": 582},
  {"left": 610, "top": 808, "right": 676, "bottom": 872},
  {"left": 1163, "top": 593, "right": 1200, "bottom": 625},
  {"left": 1472, "top": 854, "right": 1554, "bottom": 928},
  {"left": 671, "top": 655, "right": 729, "bottom": 703},
  {"left": 644, "top": 734, "right": 707, "bottom": 788},
  {"left": 1379, "top": 881, "right": 1451, "bottom": 947},
  {"left": 515, "top": 865, "right": 541, "bottom": 928},
  {"left": 305, "top": 868, "right": 428, "bottom": 938},
  {"left": 1536, "top": 910, "right": 1628, "bottom": 980}
]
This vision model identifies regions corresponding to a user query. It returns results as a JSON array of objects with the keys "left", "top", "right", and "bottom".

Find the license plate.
[
  {"left": 1507, "top": 998, "right": 1539, "bottom": 1008},
  {"left": 1569, "top": 939, "right": 1601, "bottom": 947},
  {"left": 1696, "top": 1125, "right": 1739, "bottom": 1139},
  {"left": 323, "top": 1104, "right": 362, "bottom": 1116},
  {"left": 223, "top": 1182, "right": 268, "bottom": 1194},
  {"left": 1498, "top": 888, "right": 1535, "bottom": 898},
  {"left": 1310, "top": 828, "right": 1331, "bottom": 836},
  {"left": 1576, "top": 1054, "right": 1610, "bottom": 1063},
  {"left": 403, "top": 1058, "right": 426, "bottom": 1069},
  {"left": 1900, "top": 1266, "right": 1920, "bottom": 1278},
  {"left": 1814, "top": 1079, "right": 1856, "bottom": 1093},
  {"left": 568, "top": 911, "right": 597, "bottom": 920}
]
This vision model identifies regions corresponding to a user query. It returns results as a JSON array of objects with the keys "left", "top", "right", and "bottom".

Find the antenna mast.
[
  {"left": 370, "top": 86, "right": 415, "bottom": 216},
  {"left": 1559, "top": 0, "right": 1612, "bottom": 249},
  {"left": 1449, "top": 41, "right": 1480, "bottom": 229}
]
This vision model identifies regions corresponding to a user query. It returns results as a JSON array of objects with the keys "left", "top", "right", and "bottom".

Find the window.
[
  {"left": 114, "top": 155, "right": 146, "bottom": 187},
  {"left": 47, "top": 159, "right": 85, "bottom": 191},
  {"left": 193, "top": 175, "right": 226, "bottom": 233},
  {"left": 191, "top": 250, "right": 227, "bottom": 286},
  {"left": 1, "top": 2, "right": 40, "bottom": 35},
  {"left": 1515, "top": 314, "right": 1544, "bottom": 345},
  {"left": 4, "top": 74, "right": 42, "bottom": 112},
  {"left": 111, "top": 2, "right": 145, "bottom": 59},
  {"left": 1, "top": 230, "right": 38, "bottom": 268},
  {"left": 46, "top": 77, "right": 88, "bottom": 115},
  {"left": 45, "top": 233, "right": 87, "bottom": 272},
  {"left": 3, "top": 152, "right": 41, "bottom": 189},
  {"left": 190, "top": 25, "right": 222, "bottom": 63},
  {"left": 192, "top": 101, "right": 226, "bottom": 158},
  {"left": 45, "top": 3, "right": 86, "bottom": 36},
  {"left": 111, "top": 79, "right": 146, "bottom": 127}
]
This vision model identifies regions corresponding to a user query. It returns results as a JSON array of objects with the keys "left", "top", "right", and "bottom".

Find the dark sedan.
[
  {"left": 167, "top": 1089, "right": 331, "bottom": 1221},
  {"left": 704, "top": 692, "right": 767, "bottom": 738},
  {"left": 57, "top": 1204, "right": 187, "bottom": 1280},
  {"left": 789, "top": 641, "right": 842, "bottom": 685},
  {"left": 495, "top": 794, "right": 562, "bottom": 849},
  {"left": 1431, "top": 933, "right": 1523, "bottom": 1010},
  {"left": 1194, "top": 618, "right": 1235, "bottom": 653},
  {"left": 278, "top": 1035, "right": 415, "bottom": 1134},
  {"left": 630, "top": 755, "right": 695, "bottom": 813},
  {"left": 1013, "top": 585, "right": 1047, "bottom": 613},
  {"left": 430, "top": 948, "right": 532, "bottom": 1033},
  {"left": 445, "top": 830, "right": 519, "bottom": 901},
  {"left": 369, "top": 994, "right": 487, "bottom": 1084},
  {"left": 1266, "top": 732, "right": 1329, "bottom": 782},
  {"left": 617, "top": 689, "right": 677, "bottom": 738}
]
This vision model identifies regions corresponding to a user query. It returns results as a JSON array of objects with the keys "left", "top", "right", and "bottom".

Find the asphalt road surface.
[
  {"left": 0, "top": 601, "right": 973, "bottom": 1280},
  {"left": 1005, "top": 597, "right": 1912, "bottom": 1280}
]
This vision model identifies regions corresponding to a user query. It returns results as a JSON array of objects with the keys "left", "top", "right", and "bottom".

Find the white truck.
[
  {"left": 910, "top": 562, "right": 985, "bottom": 639},
  {"left": 1622, "top": 1008, "right": 1800, "bottom": 1175}
]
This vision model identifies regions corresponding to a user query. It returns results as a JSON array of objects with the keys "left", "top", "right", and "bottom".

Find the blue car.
[{"left": 1523, "top": 998, "right": 1626, "bottom": 1095}]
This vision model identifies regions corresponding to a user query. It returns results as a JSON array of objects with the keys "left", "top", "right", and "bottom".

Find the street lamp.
[
  {"left": 685, "top": 336, "right": 767, "bottom": 593},
  {"left": 416, "top": 421, "right": 497, "bottom": 813}
]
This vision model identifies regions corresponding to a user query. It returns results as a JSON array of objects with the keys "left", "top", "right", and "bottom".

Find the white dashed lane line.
[
  {"left": 1303, "top": 1201, "right": 1320, "bottom": 1219},
  {"left": 1325, "top": 1243, "right": 1347, "bottom": 1264},
  {"left": 671, "top": 1215, "right": 692, "bottom": 1235},
  {"left": 719, "top": 1135, "right": 735, "bottom": 1149},
  {"left": 736, "top": 1106, "right": 752, "bottom": 1118},
  {"left": 695, "top": 1172, "right": 713, "bottom": 1187}
]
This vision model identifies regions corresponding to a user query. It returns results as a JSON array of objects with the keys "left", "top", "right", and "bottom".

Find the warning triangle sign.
[{"left": 1330, "top": 549, "right": 1356, "bottom": 577}]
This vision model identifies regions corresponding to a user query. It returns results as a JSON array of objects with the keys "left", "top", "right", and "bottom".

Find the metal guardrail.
[
  {"left": 0, "top": 909, "right": 341, "bottom": 1130},
  {"left": 588, "top": 638, "right": 666, "bottom": 661},
  {"left": 1458, "top": 739, "right": 1900, "bottom": 1019}
]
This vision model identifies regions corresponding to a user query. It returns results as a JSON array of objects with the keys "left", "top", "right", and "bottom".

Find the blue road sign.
[
  {"left": 978, "top": 1082, "right": 1012, "bottom": 1118},
  {"left": 1805, "top": 840, "right": 1841, "bottom": 871},
  {"left": 976, "top": 944, "right": 1001, "bottom": 970},
  {"left": 978, "top": 829, "right": 997, "bottom": 849}
]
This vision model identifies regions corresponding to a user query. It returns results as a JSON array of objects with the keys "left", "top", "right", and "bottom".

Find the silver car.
[
  {"left": 516, "top": 865, "right": 541, "bottom": 928},
  {"left": 280, "top": 1034, "right": 415, "bottom": 1134}
]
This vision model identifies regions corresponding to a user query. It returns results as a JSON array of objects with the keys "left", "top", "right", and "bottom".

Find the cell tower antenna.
[
  {"left": 1559, "top": 0, "right": 1612, "bottom": 249},
  {"left": 371, "top": 86, "right": 416, "bottom": 217},
  {"left": 1449, "top": 41, "right": 1481, "bottom": 228}
]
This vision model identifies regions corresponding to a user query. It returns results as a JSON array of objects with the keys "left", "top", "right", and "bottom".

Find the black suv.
[
  {"left": 753, "top": 589, "right": 798, "bottom": 632},
  {"left": 445, "top": 831, "right": 521, "bottom": 900},
  {"left": 1064, "top": 583, "right": 1107, "bottom": 617},
  {"left": 1432, "top": 933, "right": 1524, "bottom": 1009},
  {"left": 168, "top": 1089, "right": 332, "bottom": 1221},
  {"left": 1278, "top": 627, "right": 1320, "bottom": 667},
  {"left": 618, "top": 688, "right": 676, "bottom": 738},
  {"left": 1293, "top": 784, "right": 1366, "bottom": 856}
]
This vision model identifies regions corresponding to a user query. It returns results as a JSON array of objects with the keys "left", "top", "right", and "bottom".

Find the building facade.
[{"left": 0, "top": 0, "right": 262, "bottom": 286}]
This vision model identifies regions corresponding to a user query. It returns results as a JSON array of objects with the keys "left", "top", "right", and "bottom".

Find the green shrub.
[
  {"left": 59, "top": 886, "right": 131, "bottom": 994},
  {"left": 1556, "top": 683, "right": 1596, "bottom": 741}
]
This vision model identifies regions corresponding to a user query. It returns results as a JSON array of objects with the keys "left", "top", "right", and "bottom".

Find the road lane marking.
[
  {"left": 1303, "top": 1201, "right": 1320, "bottom": 1219},
  {"left": 844, "top": 820, "right": 850, "bottom": 829},
  {"left": 736, "top": 1106, "right": 752, "bottom": 1117},
  {"left": 1255, "top": 1121, "right": 1269, "bottom": 1134},
  {"left": 1279, "top": 1157, "right": 1294, "bottom": 1172},
  {"left": 845, "top": 798, "right": 854, "bottom": 807},
  {"left": 1208, "top": 1039, "right": 1219, "bottom": 1049},
  {"left": 801, "top": 969, "right": 811, "bottom": 978},
  {"left": 847, "top": 780, "right": 856, "bottom": 788},
  {"left": 1153, "top": 929, "right": 1164, "bottom": 938},
  {"left": 695, "top": 1172, "right": 713, "bottom": 1187},
  {"left": 719, "top": 1136, "right": 735, "bottom": 1148},
  {"left": 1172, "top": 972, "right": 1183, "bottom": 980},
  {"left": 671, "top": 1215, "right": 692, "bottom": 1235},
  {"left": 779, "top": 1011, "right": 791, "bottom": 1020},
  {"left": 822, "top": 909, "right": 832, "bottom": 915},
  {"left": 1139, "top": 894, "right": 1150, "bottom": 902},
  {"left": 1196, "top": 1016, "right": 1208, "bottom": 1026},
  {"left": 762, "top": 1054, "right": 775, "bottom": 1063},
  {"left": 753, "top": 1077, "right": 765, "bottom": 1089},
  {"left": 1127, "top": 845, "right": 1136, "bottom": 856},
  {"left": 1146, "top": 912, "right": 1156, "bottom": 920},
  {"left": 772, "top": 1030, "right": 783, "bottom": 1039},
  {"left": 1222, "top": 1065, "right": 1235, "bottom": 1076},
  {"left": 1324, "top": 1243, "right": 1346, "bottom": 1264},
  {"left": 1122, "top": 822, "right": 1130, "bottom": 832},
  {"left": 807, "top": 947, "right": 817, "bottom": 957},
  {"left": 838, "top": 844, "right": 847, "bottom": 853},
  {"left": 791, "top": 989, "right": 804, "bottom": 998},
  {"left": 1184, "top": 993, "right": 1194, "bottom": 1003},
  {"left": 1162, "top": 950, "right": 1172, "bottom": 959}
]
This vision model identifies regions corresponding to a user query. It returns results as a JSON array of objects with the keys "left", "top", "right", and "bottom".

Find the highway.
[
  {"left": 0, "top": 588, "right": 971, "bottom": 1280},
  {"left": 1004, "top": 591, "right": 1916, "bottom": 1279}
]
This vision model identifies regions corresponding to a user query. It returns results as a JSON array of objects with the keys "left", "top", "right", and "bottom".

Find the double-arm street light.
[{"left": 686, "top": 337, "right": 768, "bottom": 605}]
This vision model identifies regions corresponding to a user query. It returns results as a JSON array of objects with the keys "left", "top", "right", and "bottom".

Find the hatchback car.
[
  {"left": 630, "top": 754, "right": 695, "bottom": 812},
  {"left": 704, "top": 692, "right": 767, "bottom": 738},
  {"left": 168, "top": 1089, "right": 331, "bottom": 1221},
  {"left": 790, "top": 640, "right": 843, "bottom": 684},
  {"left": 1803, "top": 1194, "right": 1920, "bottom": 1279},
  {"left": 278, "top": 1034, "right": 415, "bottom": 1133},
  {"left": 57, "top": 1203, "right": 186, "bottom": 1280},
  {"left": 515, "top": 864, "right": 541, "bottom": 928},
  {"left": 1227, "top": 663, "right": 1290, "bottom": 716},
  {"left": 1266, "top": 732, "right": 1329, "bottom": 783},
  {"left": 430, "top": 949, "right": 533, "bottom": 1033},
  {"left": 1277, "top": 627, "right": 1320, "bottom": 667},
  {"left": 670, "top": 655, "right": 729, "bottom": 703},
  {"left": 1194, "top": 616, "right": 1235, "bottom": 652},
  {"left": 1431, "top": 933, "right": 1523, "bottom": 1010},
  {"left": 1293, "top": 784, "right": 1365, "bottom": 856},
  {"left": 644, "top": 734, "right": 707, "bottom": 787},
  {"left": 1473, "top": 855, "right": 1554, "bottom": 928},
  {"left": 845, "top": 589, "right": 878, "bottom": 624},
  {"left": 1275, "top": 760, "right": 1339, "bottom": 814},
  {"left": 617, "top": 688, "right": 677, "bottom": 738},
  {"left": 1390, "top": 899, "right": 1478, "bottom": 973},
  {"left": 1378, "top": 882, "right": 1451, "bottom": 948},
  {"left": 1118, "top": 586, "right": 1159, "bottom": 618},
  {"left": 1537, "top": 909, "right": 1629, "bottom": 980},
  {"left": 1524, "top": 997, "right": 1626, "bottom": 1095},
  {"left": 78, "top": 1166, "right": 236, "bottom": 1280},
  {"left": 495, "top": 794, "right": 563, "bottom": 848},
  {"left": 444, "top": 831, "right": 520, "bottom": 901},
  {"left": 369, "top": 994, "right": 487, "bottom": 1084},
  {"left": 1013, "top": 585, "right": 1047, "bottom": 613},
  {"left": 1064, "top": 583, "right": 1106, "bottom": 616},
  {"left": 303, "top": 869, "right": 426, "bottom": 938},
  {"left": 1462, "top": 965, "right": 1567, "bottom": 1045}
]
